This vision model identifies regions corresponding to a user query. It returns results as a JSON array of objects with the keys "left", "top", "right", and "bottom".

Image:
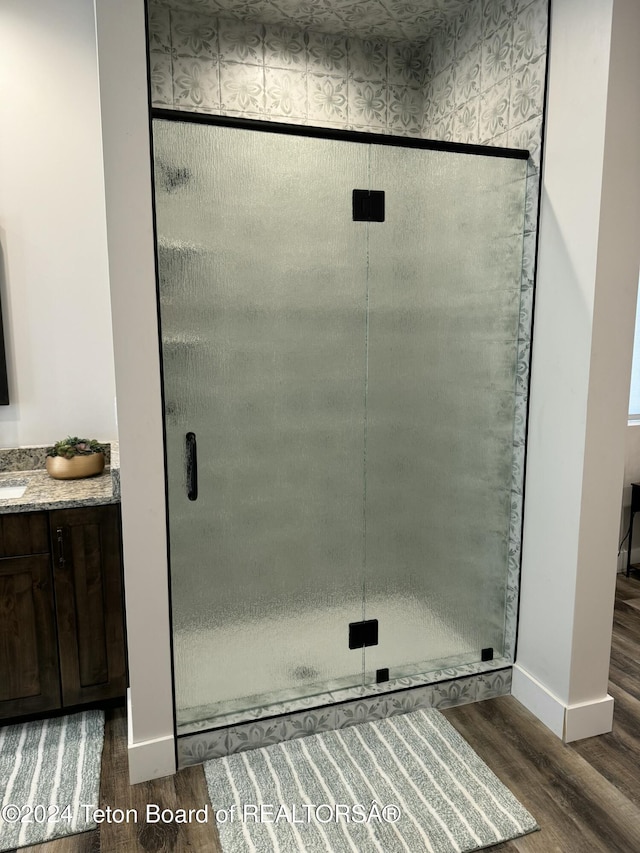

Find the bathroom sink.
[{"left": 0, "top": 484, "right": 27, "bottom": 500}]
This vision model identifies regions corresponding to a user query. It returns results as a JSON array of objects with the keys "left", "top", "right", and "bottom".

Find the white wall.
[
  {"left": 514, "top": 0, "right": 640, "bottom": 740},
  {"left": 95, "top": 0, "right": 176, "bottom": 782},
  {"left": 0, "top": 0, "right": 116, "bottom": 448}
]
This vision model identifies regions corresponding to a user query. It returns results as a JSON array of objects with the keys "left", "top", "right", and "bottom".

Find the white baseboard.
[
  {"left": 511, "top": 664, "right": 565, "bottom": 737},
  {"left": 127, "top": 688, "right": 176, "bottom": 784},
  {"left": 564, "top": 695, "right": 614, "bottom": 742},
  {"left": 511, "top": 664, "right": 614, "bottom": 742}
]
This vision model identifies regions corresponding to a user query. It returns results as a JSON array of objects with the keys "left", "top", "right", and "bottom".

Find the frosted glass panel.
[
  {"left": 154, "top": 117, "right": 528, "bottom": 731},
  {"left": 364, "top": 146, "right": 527, "bottom": 679},
  {"left": 153, "top": 120, "right": 370, "bottom": 727}
]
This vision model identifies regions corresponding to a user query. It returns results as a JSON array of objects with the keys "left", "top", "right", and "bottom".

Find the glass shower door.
[
  {"left": 153, "top": 117, "right": 528, "bottom": 734},
  {"left": 153, "top": 120, "right": 371, "bottom": 729},
  {"left": 364, "top": 145, "right": 527, "bottom": 681}
]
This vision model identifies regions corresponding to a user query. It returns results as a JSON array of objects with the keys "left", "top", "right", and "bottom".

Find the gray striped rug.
[
  {"left": 0, "top": 710, "right": 104, "bottom": 852},
  {"left": 205, "top": 708, "right": 538, "bottom": 852}
]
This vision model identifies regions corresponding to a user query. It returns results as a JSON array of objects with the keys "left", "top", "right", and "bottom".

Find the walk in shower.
[{"left": 152, "top": 114, "right": 528, "bottom": 743}]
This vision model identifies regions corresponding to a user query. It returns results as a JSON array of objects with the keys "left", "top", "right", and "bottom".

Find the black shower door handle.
[{"left": 186, "top": 432, "right": 198, "bottom": 501}]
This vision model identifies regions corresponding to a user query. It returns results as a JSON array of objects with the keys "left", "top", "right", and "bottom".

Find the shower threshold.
[
  {"left": 176, "top": 658, "right": 512, "bottom": 767},
  {"left": 176, "top": 652, "right": 511, "bottom": 737},
  {"left": 173, "top": 594, "right": 511, "bottom": 735}
]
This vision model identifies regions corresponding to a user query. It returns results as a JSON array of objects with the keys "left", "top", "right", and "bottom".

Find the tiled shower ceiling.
[{"left": 150, "top": 0, "right": 472, "bottom": 41}]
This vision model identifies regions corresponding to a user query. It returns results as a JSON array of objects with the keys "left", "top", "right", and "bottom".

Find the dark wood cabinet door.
[
  {"left": 50, "top": 505, "right": 127, "bottom": 706},
  {"left": 0, "top": 554, "right": 61, "bottom": 717}
]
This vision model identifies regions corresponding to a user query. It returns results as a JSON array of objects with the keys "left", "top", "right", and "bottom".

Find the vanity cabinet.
[{"left": 0, "top": 505, "right": 126, "bottom": 721}]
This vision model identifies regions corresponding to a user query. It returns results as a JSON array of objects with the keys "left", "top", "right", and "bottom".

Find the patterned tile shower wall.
[
  {"left": 420, "top": 0, "right": 548, "bottom": 659},
  {"left": 149, "top": 5, "right": 431, "bottom": 135},
  {"left": 424, "top": 0, "right": 547, "bottom": 149}
]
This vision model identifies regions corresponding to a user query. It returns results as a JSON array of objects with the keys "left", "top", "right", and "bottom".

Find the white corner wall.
[
  {"left": 514, "top": 0, "right": 640, "bottom": 740},
  {"left": 0, "top": 0, "right": 117, "bottom": 447},
  {"left": 95, "top": 0, "right": 176, "bottom": 782}
]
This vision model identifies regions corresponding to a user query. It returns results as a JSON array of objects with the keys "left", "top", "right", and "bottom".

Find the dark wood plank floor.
[
  {"left": 443, "top": 574, "right": 640, "bottom": 853},
  {"left": 13, "top": 574, "right": 640, "bottom": 853}
]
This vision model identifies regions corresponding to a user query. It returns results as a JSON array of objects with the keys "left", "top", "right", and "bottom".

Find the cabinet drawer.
[{"left": 0, "top": 512, "right": 50, "bottom": 557}]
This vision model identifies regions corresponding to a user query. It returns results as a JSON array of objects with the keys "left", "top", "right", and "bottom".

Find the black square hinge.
[
  {"left": 352, "top": 190, "right": 385, "bottom": 222},
  {"left": 376, "top": 668, "right": 389, "bottom": 684},
  {"left": 349, "top": 619, "right": 379, "bottom": 649},
  {"left": 481, "top": 647, "right": 494, "bottom": 662}
]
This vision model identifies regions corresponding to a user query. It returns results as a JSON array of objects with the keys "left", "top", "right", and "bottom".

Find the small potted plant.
[{"left": 46, "top": 437, "right": 107, "bottom": 480}]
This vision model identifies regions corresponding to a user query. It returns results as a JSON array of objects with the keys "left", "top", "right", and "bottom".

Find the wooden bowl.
[{"left": 46, "top": 452, "right": 105, "bottom": 480}]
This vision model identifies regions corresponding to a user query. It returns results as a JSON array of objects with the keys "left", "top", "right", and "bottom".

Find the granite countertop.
[{"left": 0, "top": 442, "right": 120, "bottom": 515}]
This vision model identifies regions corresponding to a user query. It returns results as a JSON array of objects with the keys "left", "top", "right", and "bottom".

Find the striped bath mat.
[
  {"left": 0, "top": 710, "right": 105, "bottom": 852},
  {"left": 205, "top": 707, "right": 538, "bottom": 852}
]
